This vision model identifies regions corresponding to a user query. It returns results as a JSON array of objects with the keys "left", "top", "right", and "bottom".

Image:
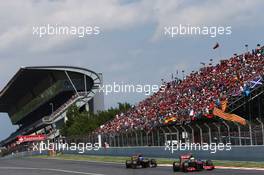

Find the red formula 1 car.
[{"left": 173, "top": 154, "right": 214, "bottom": 172}]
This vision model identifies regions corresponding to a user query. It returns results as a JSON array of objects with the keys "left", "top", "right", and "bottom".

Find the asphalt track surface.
[{"left": 0, "top": 158, "right": 263, "bottom": 175}]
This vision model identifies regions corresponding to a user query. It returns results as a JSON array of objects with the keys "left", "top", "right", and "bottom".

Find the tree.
[{"left": 61, "top": 102, "right": 131, "bottom": 137}]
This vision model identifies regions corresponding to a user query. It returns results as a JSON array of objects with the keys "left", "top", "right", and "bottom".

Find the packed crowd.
[{"left": 97, "top": 45, "right": 264, "bottom": 134}]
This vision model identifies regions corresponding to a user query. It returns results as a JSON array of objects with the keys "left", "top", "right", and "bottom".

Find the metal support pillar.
[
  {"left": 222, "top": 121, "right": 231, "bottom": 143},
  {"left": 248, "top": 123, "right": 253, "bottom": 145},
  {"left": 172, "top": 126, "right": 180, "bottom": 143},
  {"left": 196, "top": 124, "right": 203, "bottom": 144},
  {"left": 151, "top": 131, "right": 154, "bottom": 146},
  {"left": 180, "top": 125, "right": 187, "bottom": 143},
  {"left": 135, "top": 131, "right": 138, "bottom": 146},
  {"left": 213, "top": 123, "right": 222, "bottom": 143},
  {"left": 256, "top": 118, "right": 264, "bottom": 145},
  {"left": 65, "top": 70, "right": 80, "bottom": 96},
  {"left": 167, "top": 127, "right": 173, "bottom": 144},
  {"left": 157, "top": 130, "right": 160, "bottom": 146},
  {"left": 204, "top": 123, "right": 212, "bottom": 144},
  {"left": 160, "top": 128, "right": 166, "bottom": 146},
  {"left": 140, "top": 131, "right": 143, "bottom": 146},
  {"left": 186, "top": 125, "right": 194, "bottom": 143},
  {"left": 234, "top": 123, "right": 242, "bottom": 146}
]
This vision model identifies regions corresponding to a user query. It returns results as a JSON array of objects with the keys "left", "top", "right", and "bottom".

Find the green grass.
[{"left": 31, "top": 154, "right": 264, "bottom": 168}]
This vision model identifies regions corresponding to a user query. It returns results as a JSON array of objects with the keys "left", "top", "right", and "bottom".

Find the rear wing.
[{"left": 180, "top": 154, "right": 192, "bottom": 160}]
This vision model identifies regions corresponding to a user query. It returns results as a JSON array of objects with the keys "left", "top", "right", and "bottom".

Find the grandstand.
[
  {"left": 94, "top": 45, "right": 264, "bottom": 147},
  {"left": 0, "top": 46, "right": 263, "bottom": 154},
  {"left": 0, "top": 66, "right": 103, "bottom": 149}
]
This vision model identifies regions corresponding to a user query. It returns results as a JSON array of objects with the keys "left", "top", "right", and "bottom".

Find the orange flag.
[
  {"left": 220, "top": 100, "right": 228, "bottom": 112},
  {"left": 213, "top": 107, "right": 247, "bottom": 125}
]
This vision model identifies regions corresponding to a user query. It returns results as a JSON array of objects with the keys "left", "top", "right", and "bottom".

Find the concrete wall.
[
  {"left": 2, "top": 146, "right": 264, "bottom": 162},
  {"left": 66, "top": 146, "right": 264, "bottom": 162}
]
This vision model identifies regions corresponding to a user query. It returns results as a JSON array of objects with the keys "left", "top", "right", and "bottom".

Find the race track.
[{"left": 0, "top": 158, "right": 263, "bottom": 175}]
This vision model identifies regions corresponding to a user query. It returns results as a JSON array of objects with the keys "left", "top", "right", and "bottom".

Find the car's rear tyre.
[
  {"left": 172, "top": 162, "right": 180, "bottom": 172},
  {"left": 125, "top": 160, "right": 131, "bottom": 168},
  {"left": 150, "top": 159, "right": 157, "bottom": 167},
  {"left": 196, "top": 163, "right": 203, "bottom": 171},
  {"left": 183, "top": 162, "right": 189, "bottom": 172},
  {"left": 125, "top": 164, "right": 129, "bottom": 168},
  {"left": 206, "top": 160, "right": 213, "bottom": 166},
  {"left": 131, "top": 164, "right": 137, "bottom": 169},
  {"left": 142, "top": 161, "right": 150, "bottom": 168}
]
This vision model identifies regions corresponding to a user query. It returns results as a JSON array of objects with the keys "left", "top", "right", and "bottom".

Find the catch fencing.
[{"left": 67, "top": 119, "right": 264, "bottom": 147}]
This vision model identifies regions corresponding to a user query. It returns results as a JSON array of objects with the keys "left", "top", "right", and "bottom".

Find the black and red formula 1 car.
[
  {"left": 173, "top": 154, "right": 214, "bottom": 172},
  {"left": 125, "top": 154, "right": 157, "bottom": 169}
]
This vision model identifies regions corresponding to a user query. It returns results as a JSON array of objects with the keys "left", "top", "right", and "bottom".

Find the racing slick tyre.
[
  {"left": 125, "top": 160, "right": 131, "bottom": 168},
  {"left": 131, "top": 163, "right": 137, "bottom": 169},
  {"left": 205, "top": 160, "right": 214, "bottom": 170},
  {"left": 131, "top": 160, "right": 137, "bottom": 169},
  {"left": 150, "top": 159, "right": 157, "bottom": 167},
  {"left": 172, "top": 162, "right": 180, "bottom": 172},
  {"left": 183, "top": 162, "right": 189, "bottom": 172},
  {"left": 142, "top": 160, "right": 150, "bottom": 168},
  {"left": 196, "top": 162, "right": 204, "bottom": 171},
  {"left": 206, "top": 160, "right": 213, "bottom": 166}
]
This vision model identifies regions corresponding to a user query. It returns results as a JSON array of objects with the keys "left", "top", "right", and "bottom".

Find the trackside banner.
[
  {"left": 213, "top": 108, "right": 247, "bottom": 125},
  {"left": 17, "top": 134, "right": 47, "bottom": 143}
]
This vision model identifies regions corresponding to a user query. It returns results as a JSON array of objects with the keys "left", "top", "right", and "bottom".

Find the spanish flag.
[{"left": 213, "top": 108, "right": 247, "bottom": 125}]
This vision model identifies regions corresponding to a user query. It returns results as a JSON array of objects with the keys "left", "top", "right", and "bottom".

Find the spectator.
[{"left": 96, "top": 45, "right": 264, "bottom": 135}]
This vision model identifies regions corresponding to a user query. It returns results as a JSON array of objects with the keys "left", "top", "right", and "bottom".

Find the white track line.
[
  {"left": 160, "top": 164, "right": 264, "bottom": 171},
  {"left": 216, "top": 166, "right": 264, "bottom": 171},
  {"left": 0, "top": 167, "right": 105, "bottom": 175}
]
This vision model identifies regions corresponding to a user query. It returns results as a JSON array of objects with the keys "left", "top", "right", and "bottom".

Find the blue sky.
[{"left": 0, "top": 0, "right": 263, "bottom": 140}]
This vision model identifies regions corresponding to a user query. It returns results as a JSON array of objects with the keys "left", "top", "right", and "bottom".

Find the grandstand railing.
[
  {"left": 228, "top": 83, "right": 264, "bottom": 113},
  {"left": 42, "top": 92, "right": 93, "bottom": 124}
]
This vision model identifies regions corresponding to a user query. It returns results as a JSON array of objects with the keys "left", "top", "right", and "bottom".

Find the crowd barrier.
[{"left": 2, "top": 146, "right": 264, "bottom": 162}]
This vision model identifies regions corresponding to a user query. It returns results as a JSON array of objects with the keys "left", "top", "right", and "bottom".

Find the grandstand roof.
[{"left": 0, "top": 66, "right": 101, "bottom": 112}]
